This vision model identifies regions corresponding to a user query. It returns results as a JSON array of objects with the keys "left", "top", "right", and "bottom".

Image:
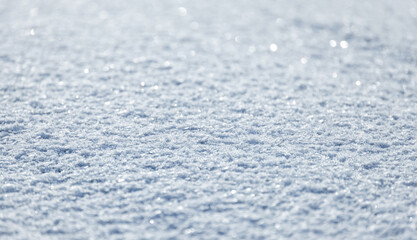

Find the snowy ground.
[{"left": 1, "top": 0, "right": 417, "bottom": 239}]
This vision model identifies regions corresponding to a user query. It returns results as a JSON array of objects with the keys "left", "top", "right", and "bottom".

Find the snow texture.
[{"left": 1, "top": 0, "right": 417, "bottom": 239}]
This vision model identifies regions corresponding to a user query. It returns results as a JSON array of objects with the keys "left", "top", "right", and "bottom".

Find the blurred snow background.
[{"left": 1, "top": 0, "right": 417, "bottom": 239}]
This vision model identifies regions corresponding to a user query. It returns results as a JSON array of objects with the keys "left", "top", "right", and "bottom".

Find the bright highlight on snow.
[
  {"left": 340, "top": 40, "right": 349, "bottom": 48},
  {"left": 269, "top": 43, "right": 278, "bottom": 52},
  {"left": 178, "top": 7, "right": 187, "bottom": 16},
  {"left": 329, "top": 40, "right": 337, "bottom": 47},
  {"left": 300, "top": 57, "right": 308, "bottom": 64}
]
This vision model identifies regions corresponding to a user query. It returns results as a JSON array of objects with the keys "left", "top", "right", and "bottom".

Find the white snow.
[{"left": 1, "top": 0, "right": 417, "bottom": 239}]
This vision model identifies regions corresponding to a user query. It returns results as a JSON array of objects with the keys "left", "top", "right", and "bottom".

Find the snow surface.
[{"left": 1, "top": 0, "right": 417, "bottom": 239}]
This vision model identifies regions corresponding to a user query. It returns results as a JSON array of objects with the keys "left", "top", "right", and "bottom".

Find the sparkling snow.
[{"left": 1, "top": 0, "right": 417, "bottom": 239}]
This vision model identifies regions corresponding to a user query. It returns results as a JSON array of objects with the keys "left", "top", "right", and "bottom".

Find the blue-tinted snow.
[{"left": 1, "top": 0, "right": 417, "bottom": 239}]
